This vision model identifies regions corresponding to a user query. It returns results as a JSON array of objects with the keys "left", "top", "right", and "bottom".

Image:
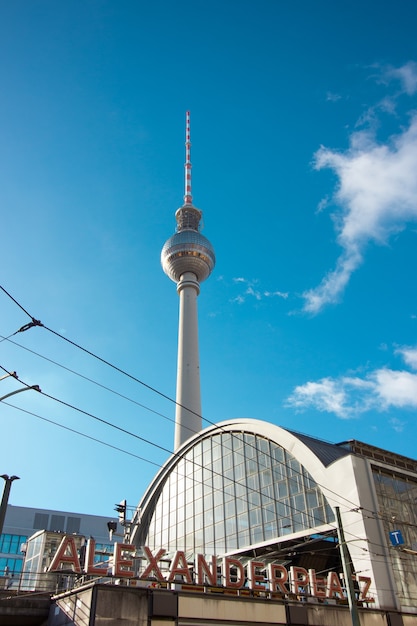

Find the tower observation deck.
[{"left": 161, "top": 112, "right": 215, "bottom": 450}]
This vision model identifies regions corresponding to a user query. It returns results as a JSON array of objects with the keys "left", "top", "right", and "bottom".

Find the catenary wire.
[
  {"left": 0, "top": 333, "right": 382, "bottom": 528},
  {"left": 0, "top": 284, "right": 386, "bottom": 518},
  {"left": 1, "top": 334, "right": 412, "bottom": 561},
  {"left": 4, "top": 329, "right": 399, "bottom": 537},
  {"left": 0, "top": 327, "right": 403, "bottom": 542},
  {"left": 0, "top": 300, "right": 377, "bottom": 521},
  {"left": 1, "top": 364, "right": 365, "bottom": 550},
  {"left": 1, "top": 335, "right": 176, "bottom": 427},
  {"left": 1, "top": 286, "right": 413, "bottom": 543},
  {"left": 2, "top": 365, "right": 406, "bottom": 561},
  {"left": 1, "top": 399, "right": 161, "bottom": 469},
  {"left": 1, "top": 298, "right": 412, "bottom": 596},
  {"left": 3, "top": 396, "right": 346, "bottom": 555},
  {"left": 2, "top": 383, "right": 410, "bottom": 567}
]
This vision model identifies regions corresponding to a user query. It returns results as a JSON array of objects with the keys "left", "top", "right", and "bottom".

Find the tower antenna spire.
[
  {"left": 184, "top": 110, "right": 192, "bottom": 206},
  {"left": 161, "top": 112, "right": 215, "bottom": 450},
  {"left": 184, "top": 111, "right": 193, "bottom": 205}
]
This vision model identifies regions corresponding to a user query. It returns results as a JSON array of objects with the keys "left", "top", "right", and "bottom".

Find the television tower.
[{"left": 161, "top": 112, "right": 215, "bottom": 450}]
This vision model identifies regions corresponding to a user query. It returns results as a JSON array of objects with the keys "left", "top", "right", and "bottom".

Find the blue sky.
[{"left": 1, "top": 0, "right": 417, "bottom": 518}]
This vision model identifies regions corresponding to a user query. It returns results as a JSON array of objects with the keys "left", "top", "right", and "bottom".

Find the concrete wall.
[
  {"left": 49, "top": 586, "right": 93, "bottom": 626},
  {"left": 179, "top": 594, "right": 287, "bottom": 623},
  {"left": 48, "top": 584, "right": 417, "bottom": 626},
  {"left": 0, "top": 589, "right": 51, "bottom": 626}
]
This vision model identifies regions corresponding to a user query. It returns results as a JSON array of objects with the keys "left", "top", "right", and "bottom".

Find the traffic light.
[{"left": 115, "top": 500, "right": 127, "bottom": 525}]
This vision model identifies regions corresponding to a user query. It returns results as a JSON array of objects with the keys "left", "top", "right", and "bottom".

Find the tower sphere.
[
  {"left": 161, "top": 223, "right": 215, "bottom": 284},
  {"left": 161, "top": 111, "right": 214, "bottom": 450}
]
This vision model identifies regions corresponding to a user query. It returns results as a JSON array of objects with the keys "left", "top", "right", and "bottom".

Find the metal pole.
[
  {"left": 335, "top": 506, "right": 361, "bottom": 626},
  {"left": 0, "top": 475, "right": 20, "bottom": 536}
]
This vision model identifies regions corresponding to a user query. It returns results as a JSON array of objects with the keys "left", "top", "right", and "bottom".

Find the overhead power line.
[
  {"left": 2, "top": 399, "right": 161, "bottom": 469},
  {"left": 0, "top": 284, "right": 372, "bottom": 516},
  {"left": 2, "top": 363, "right": 409, "bottom": 559},
  {"left": 3, "top": 283, "right": 413, "bottom": 552},
  {"left": 1, "top": 364, "right": 354, "bottom": 542}
]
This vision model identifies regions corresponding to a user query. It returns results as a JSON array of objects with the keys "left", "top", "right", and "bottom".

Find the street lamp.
[
  {"left": 0, "top": 475, "right": 20, "bottom": 536},
  {"left": 0, "top": 385, "right": 41, "bottom": 402},
  {"left": 0, "top": 369, "right": 41, "bottom": 402},
  {"left": 0, "top": 372, "right": 17, "bottom": 382}
]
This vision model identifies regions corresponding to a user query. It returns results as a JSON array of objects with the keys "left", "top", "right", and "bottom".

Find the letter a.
[{"left": 48, "top": 536, "right": 81, "bottom": 573}]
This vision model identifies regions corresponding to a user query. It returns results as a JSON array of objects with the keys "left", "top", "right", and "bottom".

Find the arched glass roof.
[{"left": 135, "top": 428, "right": 335, "bottom": 558}]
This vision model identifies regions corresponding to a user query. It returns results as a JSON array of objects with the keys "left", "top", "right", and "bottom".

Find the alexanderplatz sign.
[{"left": 47, "top": 537, "right": 374, "bottom": 603}]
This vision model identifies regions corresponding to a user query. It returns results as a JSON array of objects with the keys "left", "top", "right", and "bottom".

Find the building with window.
[
  {"left": 4, "top": 113, "right": 417, "bottom": 625},
  {"left": 41, "top": 424, "right": 417, "bottom": 626},
  {"left": 0, "top": 504, "right": 118, "bottom": 589},
  {"left": 129, "top": 419, "right": 417, "bottom": 615}
]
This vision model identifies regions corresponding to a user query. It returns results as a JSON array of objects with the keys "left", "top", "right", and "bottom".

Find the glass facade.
[
  {"left": 20, "top": 532, "right": 56, "bottom": 591},
  {"left": 373, "top": 467, "right": 417, "bottom": 608},
  {"left": 0, "top": 533, "right": 27, "bottom": 555},
  {"left": 20, "top": 531, "right": 87, "bottom": 592},
  {"left": 93, "top": 543, "right": 113, "bottom": 566},
  {"left": 0, "top": 533, "right": 27, "bottom": 577},
  {"left": 145, "top": 431, "right": 335, "bottom": 556}
]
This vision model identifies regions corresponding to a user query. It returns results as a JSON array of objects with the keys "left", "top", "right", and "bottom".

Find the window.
[
  {"left": 0, "top": 534, "right": 27, "bottom": 555},
  {"left": 50, "top": 515, "right": 65, "bottom": 531},
  {"left": 145, "top": 431, "right": 335, "bottom": 556},
  {"left": 0, "top": 556, "right": 23, "bottom": 575},
  {"left": 373, "top": 466, "right": 417, "bottom": 608},
  {"left": 33, "top": 513, "right": 49, "bottom": 529},
  {"left": 66, "top": 517, "right": 81, "bottom": 534}
]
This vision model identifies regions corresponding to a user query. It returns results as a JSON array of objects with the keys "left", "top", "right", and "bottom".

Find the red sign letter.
[
  {"left": 358, "top": 576, "right": 374, "bottom": 603},
  {"left": 196, "top": 554, "right": 217, "bottom": 586},
  {"left": 268, "top": 563, "right": 288, "bottom": 594},
  {"left": 112, "top": 543, "right": 135, "bottom": 578},
  {"left": 248, "top": 560, "right": 266, "bottom": 591},
  {"left": 168, "top": 551, "right": 192, "bottom": 583},
  {"left": 85, "top": 538, "right": 108, "bottom": 576},
  {"left": 290, "top": 566, "right": 309, "bottom": 595},
  {"left": 140, "top": 547, "right": 166, "bottom": 581},
  {"left": 308, "top": 568, "right": 326, "bottom": 598},
  {"left": 48, "top": 536, "right": 81, "bottom": 573},
  {"left": 326, "top": 571, "right": 344, "bottom": 599},
  {"left": 223, "top": 557, "right": 245, "bottom": 589}
]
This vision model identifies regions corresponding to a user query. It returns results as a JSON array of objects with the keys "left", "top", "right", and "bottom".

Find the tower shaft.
[
  {"left": 174, "top": 273, "right": 202, "bottom": 450},
  {"left": 161, "top": 112, "right": 215, "bottom": 451}
]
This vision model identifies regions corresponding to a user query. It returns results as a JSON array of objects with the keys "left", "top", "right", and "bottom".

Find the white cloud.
[
  {"left": 287, "top": 365, "right": 417, "bottom": 418},
  {"left": 303, "top": 62, "right": 417, "bottom": 314},
  {"left": 303, "top": 246, "right": 362, "bottom": 313},
  {"left": 386, "top": 61, "right": 417, "bottom": 95},
  {"left": 264, "top": 290, "right": 288, "bottom": 299},
  {"left": 326, "top": 92, "right": 342, "bottom": 102},
  {"left": 286, "top": 378, "right": 351, "bottom": 418},
  {"left": 246, "top": 286, "right": 262, "bottom": 301},
  {"left": 389, "top": 417, "right": 406, "bottom": 433},
  {"left": 372, "top": 368, "right": 417, "bottom": 408},
  {"left": 231, "top": 277, "right": 288, "bottom": 304},
  {"left": 286, "top": 375, "right": 374, "bottom": 418},
  {"left": 316, "top": 196, "right": 330, "bottom": 213},
  {"left": 395, "top": 345, "right": 417, "bottom": 370}
]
